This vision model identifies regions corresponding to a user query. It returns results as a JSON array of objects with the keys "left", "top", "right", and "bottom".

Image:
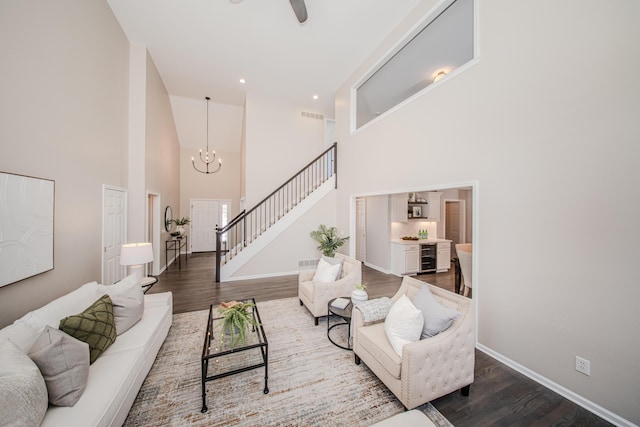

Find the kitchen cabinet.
[
  {"left": 426, "top": 192, "right": 442, "bottom": 221},
  {"left": 391, "top": 243, "right": 419, "bottom": 275},
  {"left": 436, "top": 241, "right": 451, "bottom": 272},
  {"left": 390, "top": 193, "right": 408, "bottom": 222}
]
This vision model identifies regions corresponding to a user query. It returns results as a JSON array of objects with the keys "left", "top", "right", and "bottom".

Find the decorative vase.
[
  {"left": 351, "top": 289, "right": 368, "bottom": 305},
  {"left": 176, "top": 225, "right": 185, "bottom": 235}
]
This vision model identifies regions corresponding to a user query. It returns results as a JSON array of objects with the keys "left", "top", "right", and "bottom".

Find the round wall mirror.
[{"left": 164, "top": 206, "right": 173, "bottom": 232}]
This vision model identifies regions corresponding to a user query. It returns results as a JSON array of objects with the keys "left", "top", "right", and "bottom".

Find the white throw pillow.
[
  {"left": 0, "top": 339, "right": 48, "bottom": 426},
  {"left": 0, "top": 320, "right": 41, "bottom": 353},
  {"left": 321, "top": 256, "right": 344, "bottom": 279},
  {"left": 411, "top": 284, "right": 460, "bottom": 338},
  {"left": 97, "top": 274, "right": 144, "bottom": 334},
  {"left": 312, "top": 258, "right": 341, "bottom": 283},
  {"left": 384, "top": 295, "right": 424, "bottom": 356},
  {"left": 18, "top": 281, "right": 100, "bottom": 333}
]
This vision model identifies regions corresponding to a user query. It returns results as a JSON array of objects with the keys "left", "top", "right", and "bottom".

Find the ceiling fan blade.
[{"left": 289, "top": 0, "right": 307, "bottom": 23}]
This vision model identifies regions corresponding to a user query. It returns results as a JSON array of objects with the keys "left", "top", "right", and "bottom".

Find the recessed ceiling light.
[
  {"left": 239, "top": 78, "right": 246, "bottom": 84},
  {"left": 313, "top": 94, "right": 318, "bottom": 100}
]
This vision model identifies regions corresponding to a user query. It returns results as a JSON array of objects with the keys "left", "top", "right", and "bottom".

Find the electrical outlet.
[{"left": 575, "top": 356, "right": 591, "bottom": 376}]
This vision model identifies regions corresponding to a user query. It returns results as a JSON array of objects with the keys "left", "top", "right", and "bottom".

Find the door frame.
[
  {"left": 146, "top": 191, "right": 161, "bottom": 276},
  {"left": 348, "top": 180, "right": 479, "bottom": 342},
  {"left": 355, "top": 197, "right": 367, "bottom": 262},
  {"left": 101, "top": 185, "right": 127, "bottom": 285}
]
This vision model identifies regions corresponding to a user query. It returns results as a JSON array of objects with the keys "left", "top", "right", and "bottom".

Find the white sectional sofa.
[{"left": 0, "top": 278, "right": 172, "bottom": 427}]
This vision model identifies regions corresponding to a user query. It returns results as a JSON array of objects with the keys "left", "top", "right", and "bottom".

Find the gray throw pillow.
[
  {"left": 0, "top": 339, "right": 48, "bottom": 426},
  {"left": 28, "top": 326, "right": 90, "bottom": 407},
  {"left": 411, "top": 284, "right": 460, "bottom": 338},
  {"left": 98, "top": 274, "right": 145, "bottom": 335}
]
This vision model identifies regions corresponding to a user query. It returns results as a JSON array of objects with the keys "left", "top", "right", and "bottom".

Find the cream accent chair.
[
  {"left": 456, "top": 243, "right": 472, "bottom": 297},
  {"left": 353, "top": 276, "right": 475, "bottom": 410},
  {"left": 298, "top": 253, "right": 362, "bottom": 325}
]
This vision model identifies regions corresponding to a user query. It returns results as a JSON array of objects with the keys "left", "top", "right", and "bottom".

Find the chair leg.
[
  {"left": 299, "top": 299, "right": 303, "bottom": 306},
  {"left": 355, "top": 354, "right": 361, "bottom": 365},
  {"left": 461, "top": 384, "right": 470, "bottom": 396},
  {"left": 314, "top": 317, "right": 318, "bottom": 326}
]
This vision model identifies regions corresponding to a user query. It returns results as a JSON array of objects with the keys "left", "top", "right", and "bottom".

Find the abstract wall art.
[{"left": 0, "top": 172, "right": 55, "bottom": 287}]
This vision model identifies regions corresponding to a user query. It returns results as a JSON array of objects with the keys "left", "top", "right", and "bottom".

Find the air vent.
[{"left": 301, "top": 111, "right": 324, "bottom": 120}]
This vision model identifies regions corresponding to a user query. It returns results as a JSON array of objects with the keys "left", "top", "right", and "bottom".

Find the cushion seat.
[{"left": 357, "top": 323, "right": 401, "bottom": 379}]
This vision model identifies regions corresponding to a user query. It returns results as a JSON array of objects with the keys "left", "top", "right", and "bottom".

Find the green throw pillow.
[{"left": 59, "top": 294, "right": 116, "bottom": 364}]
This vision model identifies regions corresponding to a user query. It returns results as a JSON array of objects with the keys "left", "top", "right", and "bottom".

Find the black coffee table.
[
  {"left": 201, "top": 298, "right": 268, "bottom": 413},
  {"left": 327, "top": 297, "right": 353, "bottom": 351}
]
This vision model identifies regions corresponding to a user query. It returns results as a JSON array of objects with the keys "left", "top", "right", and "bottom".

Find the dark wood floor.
[{"left": 149, "top": 252, "right": 612, "bottom": 427}]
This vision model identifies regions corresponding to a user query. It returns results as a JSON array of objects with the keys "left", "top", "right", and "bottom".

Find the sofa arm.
[
  {"left": 298, "top": 270, "right": 315, "bottom": 283},
  {"left": 400, "top": 307, "right": 475, "bottom": 408},
  {"left": 144, "top": 291, "right": 173, "bottom": 309},
  {"left": 351, "top": 305, "right": 365, "bottom": 351}
]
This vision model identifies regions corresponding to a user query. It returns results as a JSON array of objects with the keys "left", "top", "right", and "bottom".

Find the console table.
[{"left": 165, "top": 235, "right": 188, "bottom": 270}]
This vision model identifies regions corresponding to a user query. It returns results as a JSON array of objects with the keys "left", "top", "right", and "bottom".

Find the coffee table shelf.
[{"left": 201, "top": 297, "right": 268, "bottom": 413}]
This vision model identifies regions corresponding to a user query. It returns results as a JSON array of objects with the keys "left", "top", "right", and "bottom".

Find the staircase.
[{"left": 215, "top": 143, "right": 337, "bottom": 282}]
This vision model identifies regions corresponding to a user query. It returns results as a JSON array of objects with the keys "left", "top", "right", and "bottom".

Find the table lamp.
[{"left": 120, "top": 243, "right": 154, "bottom": 284}]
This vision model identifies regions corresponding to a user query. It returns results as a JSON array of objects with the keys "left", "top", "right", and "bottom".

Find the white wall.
[
  {"left": 244, "top": 92, "right": 326, "bottom": 206},
  {"left": 334, "top": 0, "right": 640, "bottom": 424},
  {"left": 0, "top": 0, "right": 130, "bottom": 327},
  {"left": 145, "top": 52, "right": 181, "bottom": 268}
]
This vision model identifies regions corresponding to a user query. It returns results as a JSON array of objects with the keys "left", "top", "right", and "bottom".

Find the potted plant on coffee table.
[{"left": 218, "top": 301, "right": 260, "bottom": 348}]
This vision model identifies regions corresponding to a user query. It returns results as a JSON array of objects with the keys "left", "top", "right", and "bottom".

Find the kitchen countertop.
[{"left": 391, "top": 238, "right": 452, "bottom": 245}]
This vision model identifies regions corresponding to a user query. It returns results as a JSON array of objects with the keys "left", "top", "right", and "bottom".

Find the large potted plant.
[
  {"left": 218, "top": 301, "right": 260, "bottom": 347},
  {"left": 310, "top": 224, "right": 349, "bottom": 257}
]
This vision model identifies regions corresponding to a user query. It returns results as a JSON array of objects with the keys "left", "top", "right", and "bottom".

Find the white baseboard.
[
  {"left": 223, "top": 270, "right": 299, "bottom": 282},
  {"left": 476, "top": 344, "right": 635, "bottom": 427},
  {"left": 363, "top": 262, "right": 391, "bottom": 275}
]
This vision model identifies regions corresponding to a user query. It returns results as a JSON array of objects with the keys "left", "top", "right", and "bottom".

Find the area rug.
[{"left": 125, "top": 297, "right": 453, "bottom": 427}]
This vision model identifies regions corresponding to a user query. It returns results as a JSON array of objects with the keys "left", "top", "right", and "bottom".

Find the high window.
[{"left": 354, "top": 0, "right": 475, "bottom": 130}]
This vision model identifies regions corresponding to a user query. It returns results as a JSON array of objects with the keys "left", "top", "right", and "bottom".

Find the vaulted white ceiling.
[{"left": 106, "top": 0, "right": 422, "bottom": 118}]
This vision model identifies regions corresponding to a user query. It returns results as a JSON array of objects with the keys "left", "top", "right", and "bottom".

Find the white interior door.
[
  {"left": 191, "top": 199, "right": 221, "bottom": 252},
  {"left": 102, "top": 186, "right": 127, "bottom": 285},
  {"left": 355, "top": 197, "right": 366, "bottom": 262}
]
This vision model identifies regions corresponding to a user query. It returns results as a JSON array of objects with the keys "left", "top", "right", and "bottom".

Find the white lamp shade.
[{"left": 120, "top": 243, "right": 154, "bottom": 266}]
